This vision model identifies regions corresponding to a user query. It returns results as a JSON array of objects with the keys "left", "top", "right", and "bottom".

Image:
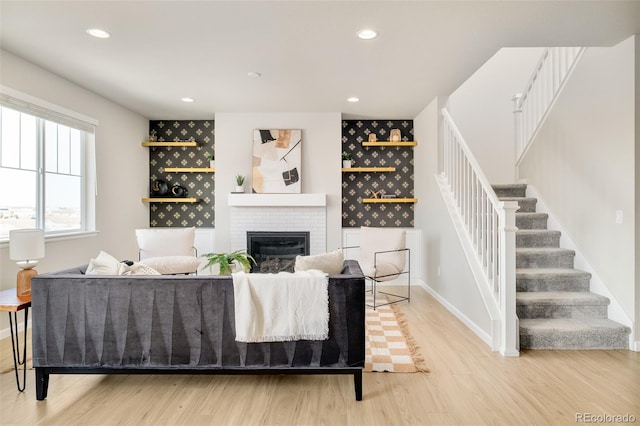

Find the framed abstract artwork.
[{"left": 252, "top": 129, "right": 302, "bottom": 193}]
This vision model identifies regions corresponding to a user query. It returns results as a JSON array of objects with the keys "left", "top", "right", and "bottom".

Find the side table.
[{"left": 0, "top": 288, "right": 31, "bottom": 392}]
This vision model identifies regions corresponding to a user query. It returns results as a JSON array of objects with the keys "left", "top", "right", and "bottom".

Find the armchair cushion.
[{"left": 135, "top": 227, "right": 195, "bottom": 260}]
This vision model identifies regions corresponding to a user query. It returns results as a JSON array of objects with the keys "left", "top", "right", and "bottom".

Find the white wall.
[
  {"left": 518, "top": 37, "right": 636, "bottom": 324},
  {"left": 413, "top": 97, "right": 493, "bottom": 344},
  {"left": 214, "top": 113, "right": 342, "bottom": 253},
  {"left": 446, "top": 48, "right": 543, "bottom": 183},
  {"left": 0, "top": 51, "right": 149, "bottom": 319}
]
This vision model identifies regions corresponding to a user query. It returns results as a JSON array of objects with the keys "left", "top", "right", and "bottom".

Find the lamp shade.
[{"left": 9, "top": 229, "right": 45, "bottom": 261}]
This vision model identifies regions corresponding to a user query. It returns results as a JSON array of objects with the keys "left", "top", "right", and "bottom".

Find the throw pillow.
[
  {"left": 86, "top": 251, "right": 128, "bottom": 275},
  {"left": 294, "top": 249, "right": 344, "bottom": 274},
  {"left": 139, "top": 255, "right": 201, "bottom": 275},
  {"left": 124, "top": 263, "right": 161, "bottom": 275}
]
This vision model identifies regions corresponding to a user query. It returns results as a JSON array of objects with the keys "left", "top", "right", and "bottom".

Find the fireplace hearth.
[{"left": 247, "top": 231, "right": 310, "bottom": 273}]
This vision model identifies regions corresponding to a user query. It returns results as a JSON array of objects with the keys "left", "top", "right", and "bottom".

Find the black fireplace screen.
[{"left": 246, "top": 231, "right": 310, "bottom": 273}]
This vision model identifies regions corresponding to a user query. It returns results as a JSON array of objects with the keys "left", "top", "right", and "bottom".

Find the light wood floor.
[{"left": 0, "top": 287, "right": 638, "bottom": 425}]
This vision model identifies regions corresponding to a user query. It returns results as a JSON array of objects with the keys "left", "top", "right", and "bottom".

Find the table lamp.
[{"left": 9, "top": 229, "right": 45, "bottom": 297}]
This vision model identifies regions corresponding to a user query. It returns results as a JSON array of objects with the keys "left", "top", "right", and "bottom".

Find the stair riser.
[
  {"left": 515, "top": 199, "right": 537, "bottom": 213},
  {"left": 517, "top": 252, "right": 574, "bottom": 269},
  {"left": 517, "top": 233, "right": 560, "bottom": 248},
  {"left": 517, "top": 277, "right": 590, "bottom": 292},
  {"left": 516, "top": 216, "right": 548, "bottom": 230},
  {"left": 517, "top": 304, "right": 608, "bottom": 320},
  {"left": 520, "top": 331, "right": 629, "bottom": 350}
]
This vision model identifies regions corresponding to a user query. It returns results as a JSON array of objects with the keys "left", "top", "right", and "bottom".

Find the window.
[{"left": 0, "top": 88, "right": 97, "bottom": 241}]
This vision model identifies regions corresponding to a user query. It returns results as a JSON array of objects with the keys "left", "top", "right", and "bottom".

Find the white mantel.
[{"left": 227, "top": 193, "right": 326, "bottom": 207}]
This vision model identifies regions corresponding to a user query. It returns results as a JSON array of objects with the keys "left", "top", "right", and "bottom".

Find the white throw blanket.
[{"left": 232, "top": 270, "right": 329, "bottom": 343}]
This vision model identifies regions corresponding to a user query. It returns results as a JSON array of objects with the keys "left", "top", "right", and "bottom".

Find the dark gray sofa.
[{"left": 31, "top": 259, "right": 365, "bottom": 400}]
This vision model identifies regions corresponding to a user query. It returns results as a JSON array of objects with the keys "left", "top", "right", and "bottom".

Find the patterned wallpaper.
[
  {"left": 342, "top": 120, "right": 415, "bottom": 228},
  {"left": 148, "top": 120, "right": 215, "bottom": 227}
]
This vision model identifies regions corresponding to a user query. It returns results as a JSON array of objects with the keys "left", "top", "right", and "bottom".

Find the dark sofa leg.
[
  {"left": 354, "top": 370, "right": 362, "bottom": 401},
  {"left": 36, "top": 368, "right": 49, "bottom": 400}
]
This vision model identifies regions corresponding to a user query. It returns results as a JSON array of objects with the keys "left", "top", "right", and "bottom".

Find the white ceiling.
[{"left": 1, "top": 1, "right": 638, "bottom": 120}]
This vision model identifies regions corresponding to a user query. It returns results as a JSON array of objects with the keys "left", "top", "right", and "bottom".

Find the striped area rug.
[{"left": 364, "top": 295, "right": 429, "bottom": 373}]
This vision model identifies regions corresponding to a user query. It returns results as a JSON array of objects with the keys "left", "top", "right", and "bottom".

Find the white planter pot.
[
  {"left": 235, "top": 185, "right": 244, "bottom": 193},
  {"left": 209, "top": 160, "right": 215, "bottom": 169},
  {"left": 342, "top": 160, "right": 352, "bottom": 168}
]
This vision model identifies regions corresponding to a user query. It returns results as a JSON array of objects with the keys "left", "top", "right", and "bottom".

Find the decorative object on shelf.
[
  {"left": 342, "top": 151, "right": 352, "bottom": 168},
  {"left": 235, "top": 174, "right": 246, "bottom": 193},
  {"left": 171, "top": 183, "right": 188, "bottom": 198},
  {"left": 149, "top": 130, "right": 157, "bottom": 142},
  {"left": 9, "top": 228, "right": 45, "bottom": 297},
  {"left": 368, "top": 133, "right": 377, "bottom": 142},
  {"left": 205, "top": 152, "right": 215, "bottom": 169},
  {"left": 151, "top": 179, "right": 169, "bottom": 197},
  {"left": 366, "top": 189, "right": 384, "bottom": 199},
  {"left": 389, "top": 129, "right": 401, "bottom": 142},
  {"left": 252, "top": 129, "right": 302, "bottom": 193},
  {"left": 201, "top": 250, "right": 257, "bottom": 275},
  {"left": 382, "top": 194, "right": 397, "bottom": 199}
]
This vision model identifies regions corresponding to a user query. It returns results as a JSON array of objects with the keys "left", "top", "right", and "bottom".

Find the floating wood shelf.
[
  {"left": 142, "top": 198, "right": 201, "bottom": 203},
  {"left": 342, "top": 167, "right": 396, "bottom": 172},
  {"left": 362, "top": 141, "right": 417, "bottom": 147},
  {"left": 142, "top": 141, "right": 198, "bottom": 147},
  {"left": 164, "top": 167, "right": 214, "bottom": 173},
  {"left": 362, "top": 198, "right": 418, "bottom": 204}
]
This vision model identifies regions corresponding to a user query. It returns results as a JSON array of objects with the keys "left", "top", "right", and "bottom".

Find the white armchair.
[
  {"left": 357, "top": 226, "right": 410, "bottom": 309},
  {"left": 135, "top": 227, "right": 199, "bottom": 274}
]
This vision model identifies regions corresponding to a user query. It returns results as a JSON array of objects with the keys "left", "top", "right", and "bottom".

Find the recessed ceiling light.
[
  {"left": 247, "top": 71, "right": 262, "bottom": 78},
  {"left": 86, "top": 28, "right": 111, "bottom": 39},
  {"left": 347, "top": 97, "right": 360, "bottom": 103},
  {"left": 181, "top": 97, "right": 195, "bottom": 103},
  {"left": 357, "top": 29, "right": 377, "bottom": 40}
]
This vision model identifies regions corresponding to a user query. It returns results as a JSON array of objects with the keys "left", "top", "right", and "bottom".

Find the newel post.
[{"left": 499, "top": 201, "right": 520, "bottom": 357}]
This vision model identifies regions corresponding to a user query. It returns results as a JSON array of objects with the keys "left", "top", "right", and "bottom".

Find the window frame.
[{"left": 0, "top": 85, "right": 98, "bottom": 242}]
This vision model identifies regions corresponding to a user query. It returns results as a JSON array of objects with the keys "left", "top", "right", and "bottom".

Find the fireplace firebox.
[{"left": 247, "top": 231, "right": 310, "bottom": 273}]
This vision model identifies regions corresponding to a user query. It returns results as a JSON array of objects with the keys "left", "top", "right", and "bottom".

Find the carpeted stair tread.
[
  {"left": 517, "top": 247, "right": 575, "bottom": 269},
  {"left": 516, "top": 229, "right": 561, "bottom": 247},
  {"left": 498, "top": 196, "right": 538, "bottom": 212},
  {"left": 516, "top": 212, "right": 549, "bottom": 229},
  {"left": 516, "top": 268, "right": 591, "bottom": 292},
  {"left": 516, "top": 291, "right": 609, "bottom": 306},
  {"left": 519, "top": 318, "right": 630, "bottom": 350},
  {"left": 492, "top": 184, "right": 527, "bottom": 198},
  {"left": 516, "top": 268, "right": 591, "bottom": 278}
]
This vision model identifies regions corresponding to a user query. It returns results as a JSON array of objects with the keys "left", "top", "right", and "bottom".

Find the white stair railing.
[
  {"left": 514, "top": 47, "right": 585, "bottom": 162},
  {"left": 441, "top": 108, "right": 519, "bottom": 356}
]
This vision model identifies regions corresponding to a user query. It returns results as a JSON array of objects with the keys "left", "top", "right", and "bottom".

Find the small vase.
[
  {"left": 235, "top": 185, "right": 244, "bottom": 193},
  {"left": 209, "top": 160, "right": 215, "bottom": 169},
  {"left": 342, "top": 160, "right": 352, "bottom": 168}
]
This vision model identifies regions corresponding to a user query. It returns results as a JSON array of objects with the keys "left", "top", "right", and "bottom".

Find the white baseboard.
[{"left": 418, "top": 281, "right": 494, "bottom": 350}]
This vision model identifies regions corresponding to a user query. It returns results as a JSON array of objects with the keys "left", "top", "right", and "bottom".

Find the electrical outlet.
[{"left": 615, "top": 210, "right": 623, "bottom": 224}]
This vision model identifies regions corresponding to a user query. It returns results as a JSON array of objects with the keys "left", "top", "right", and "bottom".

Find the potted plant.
[
  {"left": 201, "top": 250, "right": 257, "bottom": 275},
  {"left": 342, "top": 151, "right": 352, "bottom": 168},
  {"left": 205, "top": 152, "right": 215, "bottom": 168},
  {"left": 235, "top": 174, "right": 246, "bottom": 192}
]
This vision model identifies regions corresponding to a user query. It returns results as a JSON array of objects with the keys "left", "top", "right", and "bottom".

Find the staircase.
[{"left": 493, "top": 184, "right": 630, "bottom": 350}]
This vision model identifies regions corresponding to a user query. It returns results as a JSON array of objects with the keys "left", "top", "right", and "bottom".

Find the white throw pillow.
[
  {"left": 86, "top": 251, "right": 128, "bottom": 275},
  {"left": 139, "top": 256, "right": 201, "bottom": 275},
  {"left": 294, "top": 249, "right": 344, "bottom": 275},
  {"left": 124, "top": 263, "right": 161, "bottom": 276}
]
